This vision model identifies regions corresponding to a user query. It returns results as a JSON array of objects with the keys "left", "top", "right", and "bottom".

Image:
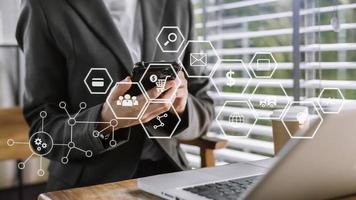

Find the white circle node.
[
  {"left": 68, "top": 118, "right": 76, "bottom": 126},
  {"left": 110, "top": 119, "right": 118, "bottom": 127},
  {"left": 18, "top": 162, "right": 25, "bottom": 169},
  {"left": 93, "top": 131, "right": 100, "bottom": 137},
  {"left": 109, "top": 140, "right": 117, "bottom": 147},
  {"left": 7, "top": 139, "right": 15, "bottom": 146},
  {"left": 79, "top": 102, "right": 87, "bottom": 109},
  {"left": 61, "top": 157, "right": 69, "bottom": 164},
  {"left": 37, "top": 169, "right": 45, "bottom": 176},
  {"left": 68, "top": 141, "right": 75, "bottom": 148},
  {"left": 40, "top": 111, "right": 47, "bottom": 118},
  {"left": 86, "top": 150, "right": 93, "bottom": 157},
  {"left": 59, "top": 101, "right": 66, "bottom": 109}
]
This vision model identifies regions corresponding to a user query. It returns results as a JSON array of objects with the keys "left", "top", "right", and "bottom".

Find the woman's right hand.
[{"left": 100, "top": 76, "right": 178, "bottom": 131}]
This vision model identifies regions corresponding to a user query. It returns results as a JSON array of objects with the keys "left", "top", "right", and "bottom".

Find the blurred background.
[
  {"left": 187, "top": 0, "right": 356, "bottom": 166},
  {"left": 0, "top": 0, "right": 355, "bottom": 199}
]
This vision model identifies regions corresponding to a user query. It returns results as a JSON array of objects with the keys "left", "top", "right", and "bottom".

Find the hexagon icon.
[
  {"left": 84, "top": 68, "right": 113, "bottom": 94},
  {"left": 178, "top": 40, "right": 220, "bottom": 78},
  {"left": 211, "top": 59, "right": 252, "bottom": 96},
  {"left": 139, "top": 63, "right": 181, "bottom": 101},
  {"left": 156, "top": 26, "right": 185, "bottom": 53},
  {"left": 317, "top": 88, "right": 345, "bottom": 114},
  {"left": 281, "top": 101, "right": 323, "bottom": 139},
  {"left": 248, "top": 52, "right": 278, "bottom": 79},
  {"left": 249, "top": 82, "right": 291, "bottom": 120},
  {"left": 139, "top": 101, "right": 181, "bottom": 139},
  {"left": 215, "top": 101, "right": 257, "bottom": 138},
  {"left": 106, "top": 82, "right": 148, "bottom": 119}
]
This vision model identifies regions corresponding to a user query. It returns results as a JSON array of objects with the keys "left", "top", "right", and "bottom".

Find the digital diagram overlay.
[{"left": 7, "top": 101, "right": 119, "bottom": 176}]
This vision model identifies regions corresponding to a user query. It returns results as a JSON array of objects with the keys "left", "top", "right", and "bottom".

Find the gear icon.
[
  {"left": 34, "top": 138, "right": 42, "bottom": 146},
  {"left": 41, "top": 143, "right": 47, "bottom": 149},
  {"left": 37, "top": 147, "right": 42, "bottom": 151}
]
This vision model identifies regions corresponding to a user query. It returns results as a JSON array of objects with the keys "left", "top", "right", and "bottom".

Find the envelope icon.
[{"left": 190, "top": 53, "right": 207, "bottom": 67}]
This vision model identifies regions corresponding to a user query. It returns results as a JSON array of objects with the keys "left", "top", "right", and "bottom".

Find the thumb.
[
  {"left": 117, "top": 76, "right": 132, "bottom": 94},
  {"left": 108, "top": 77, "right": 132, "bottom": 102}
]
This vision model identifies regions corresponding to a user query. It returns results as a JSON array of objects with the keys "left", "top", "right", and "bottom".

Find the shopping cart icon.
[{"left": 150, "top": 75, "right": 171, "bottom": 92}]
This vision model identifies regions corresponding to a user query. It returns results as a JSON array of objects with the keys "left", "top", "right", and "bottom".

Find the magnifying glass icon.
[{"left": 164, "top": 33, "right": 177, "bottom": 46}]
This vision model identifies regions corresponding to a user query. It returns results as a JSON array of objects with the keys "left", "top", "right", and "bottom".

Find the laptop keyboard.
[{"left": 183, "top": 175, "right": 261, "bottom": 200}]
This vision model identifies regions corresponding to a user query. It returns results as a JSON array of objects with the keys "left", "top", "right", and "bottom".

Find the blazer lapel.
[
  {"left": 141, "top": 0, "right": 167, "bottom": 61},
  {"left": 66, "top": 0, "right": 134, "bottom": 74}
]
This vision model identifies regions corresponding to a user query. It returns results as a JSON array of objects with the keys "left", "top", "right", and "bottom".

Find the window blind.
[{"left": 183, "top": 0, "right": 356, "bottom": 168}]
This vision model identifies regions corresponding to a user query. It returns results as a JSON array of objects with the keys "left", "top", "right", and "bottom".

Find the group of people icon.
[{"left": 117, "top": 94, "right": 139, "bottom": 107}]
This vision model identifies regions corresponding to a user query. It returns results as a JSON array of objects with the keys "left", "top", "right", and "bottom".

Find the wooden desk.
[
  {"left": 38, "top": 179, "right": 161, "bottom": 200},
  {"left": 38, "top": 178, "right": 356, "bottom": 200}
]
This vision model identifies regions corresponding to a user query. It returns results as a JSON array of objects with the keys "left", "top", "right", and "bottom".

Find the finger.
[
  {"left": 165, "top": 80, "right": 176, "bottom": 90},
  {"left": 173, "top": 98, "right": 185, "bottom": 110},
  {"left": 178, "top": 71, "right": 185, "bottom": 79},
  {"left": 145, "top": 102, "right": 171, "bottom": 115},
  {"left": 136, "top": 93, "right": 148, "bottom": 104},
  {"left": 160, "top": 83, "right": 178, "bottom": 100},
  {"left": 178, "top": 71, "right": 186, "bottom": 79},
  {"left": 179, "top": 78, "right": 187, "bottom": 88},
  {"left": 177, "top": 73, "right": 187, "bottom": 88},
  {"left": 145, "top": 87, "right": 163, "bottom": 99},
  {"left": 145, "top": 80, "right": 175, "bottom": 99},
  {"left": 141, "top": 102, "right": 172, "bottom": 122},
  {"left": 161, "top": 80, "right": 176, "bottom": 92},
  {"left": 141, "top": 111, "right": 162, "bottom": 124},
  {"left": 174, "top": 88, "right": 186, "bottom": 98},
  {"left": 133, "top": 87, "right": 174, "bottom": 114},
  {"left": 108, "top": 77, "right": 132, "bottom": 102},
  {"left": 141, "top": 109, "right": 170, "bottom": 124}
]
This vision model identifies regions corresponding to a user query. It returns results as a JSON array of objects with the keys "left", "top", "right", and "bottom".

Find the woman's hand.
[{"left": 100, "top": 77, "right": 178, "bottom": 131}]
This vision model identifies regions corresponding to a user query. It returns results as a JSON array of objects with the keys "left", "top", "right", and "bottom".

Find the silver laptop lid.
[{"left": 245, "top": 108, "right": 356, "bottom": 200}]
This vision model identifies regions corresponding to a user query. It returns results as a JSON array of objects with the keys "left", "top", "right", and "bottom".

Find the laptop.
[{"left": 138, "top": 109, "right": 356, "bottom": 200}]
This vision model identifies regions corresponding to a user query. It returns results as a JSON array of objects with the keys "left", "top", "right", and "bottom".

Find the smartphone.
[{"left": 128, "top": 61, "right": 182, "bottom": 96}]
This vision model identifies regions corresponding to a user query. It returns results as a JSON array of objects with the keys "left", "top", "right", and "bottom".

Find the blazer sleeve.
[
  {"left": 174, "top": 0, "right": 215, "bottom": 140},
  {"left": 16, "top": 0, "right": 129, "bottom": 163}
]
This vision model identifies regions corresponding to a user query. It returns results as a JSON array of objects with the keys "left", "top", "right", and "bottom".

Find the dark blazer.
[{"left": 16, "top": 0, "right": 214, "bottom": 191}]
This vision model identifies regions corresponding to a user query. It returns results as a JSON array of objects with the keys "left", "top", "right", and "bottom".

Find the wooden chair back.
[
  {"left": 179, "top": 136, "right": 227, "bottom": 168},
  {"left": 0, "top": 107, "right": 32, "bottom": 161}
]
